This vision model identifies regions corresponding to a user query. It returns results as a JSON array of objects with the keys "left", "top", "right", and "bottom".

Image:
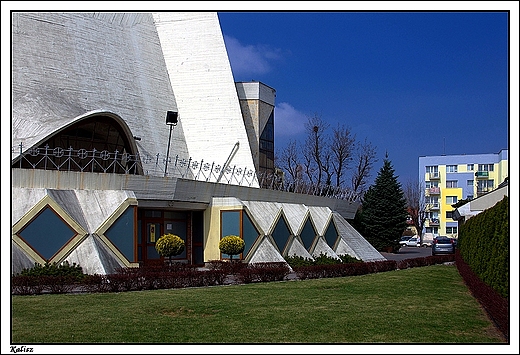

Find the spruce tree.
[{"left": 359, "top": 156, "right": 408, "bottom": 252}]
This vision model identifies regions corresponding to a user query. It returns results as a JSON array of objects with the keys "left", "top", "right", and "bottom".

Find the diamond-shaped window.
[
  {"left": 18, "top": 206, "right": 76, "bottom": 261},
  {"left": 272, "top": 215, "right": 291, "bottom": 252},
  {"left": 324, "top": 221, "right": 339, "bottom": 248},
  {"left": 300, "top": 218, "right": 317, "bottom": 250},
  {"left": 104, "top": 206, "right": 136, "bottom": 262}
]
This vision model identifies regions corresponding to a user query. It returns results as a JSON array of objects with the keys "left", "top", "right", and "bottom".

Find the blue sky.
[{"left": 218, "top": 10, "right": 511, "bottom": 185}]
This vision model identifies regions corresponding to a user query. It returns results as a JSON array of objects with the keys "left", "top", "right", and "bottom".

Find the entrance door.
[
  {"left": 145, "top": 222, "right": 162, "bottom": 261},
  {"left": 138, "top": 210, "right": 190, "bottom": 266}
]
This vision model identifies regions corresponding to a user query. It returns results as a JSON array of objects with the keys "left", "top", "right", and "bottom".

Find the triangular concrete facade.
[
  {"left": 247, "top": 236, "right": 286, "bottom": 264},
  {"left": 311, "top": 237, "right": 340, "bottom": 260}
]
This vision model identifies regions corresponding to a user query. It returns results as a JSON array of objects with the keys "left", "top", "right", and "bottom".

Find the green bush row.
[
  {"left": 285, "top": 253, "right": 362, "bottom": 268},
  {"left": 458, "top": 196, "right": 508, "bottom": 298},
  {"left": 17, "top": 261, "right": 86, "bottom": 280}
]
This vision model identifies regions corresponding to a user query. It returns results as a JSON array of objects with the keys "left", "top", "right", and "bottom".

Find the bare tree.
[
  {"left": 277, "top": 140, "right": 300, "bottom": 182},
  {"left": 303, "top": 114, "right": 329, "bottom": 186},
  {"left": 331, "top": 124, "right": 356, "bottom": 187},
  {"left": 351, "top": 138, "right": 377, "bottom": 195},
  {"left": 404, "top": 179, "right": 427, "bottom": 243}
]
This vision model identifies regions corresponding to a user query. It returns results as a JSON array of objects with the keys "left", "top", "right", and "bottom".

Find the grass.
[{"left": 11, "top": 264, "right": 505, "bottom": 344}]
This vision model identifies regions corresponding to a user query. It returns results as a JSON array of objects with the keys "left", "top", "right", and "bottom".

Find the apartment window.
[
  {"left": 446, "top": 226, "right": 458, "bottom": 234},
  {"left": 446, "top": 180, "right": 458, "bottom": 188},
  {"left": 477, "top": 179, "right": 495, "bottom": 193},
  {"left": 425, "top": 196, "right": 439, "bottom": 205},
  {"left": 478, "top": 164, "right": 494, "bottom": 172},
  {"left": 467, "top": 179, "right": 474, "bottom": 186},
  {"left": 446, "top": 211, "right": 454, "bottom": 219},
  {"left": 426, "top": 227, "right": 439, "bottom": 234},
  {"left": 446, "top": 196, "right": 458, "bottom": 204},
  {"left": 446, "top": 165, "right": 458, "bottom": 173},
  {"left": 426, "top": 181, "right": 439, "bottom": 188},
  {"left": 426, "top": 166, "right": 438, "bottom": 173},
  {"left": 425, "top": 211, "right": 439, "bottom": 220},
  {"left": 467, "top": 164, "right": 474, "bottom": 171}
]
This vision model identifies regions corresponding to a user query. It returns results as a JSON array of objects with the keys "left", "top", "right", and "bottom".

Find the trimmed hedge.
[
  {"left": 458, "top": 196, "right": 508, "bottom": 298},
  {"left": 236, "top": 262, "right": 291, "bottom": 284},
  {"left": 456, "top": 250, "right": 508, "bottom": 340},
  {"left": 12, "top": 255, "right": 455, "bottom": 295}
]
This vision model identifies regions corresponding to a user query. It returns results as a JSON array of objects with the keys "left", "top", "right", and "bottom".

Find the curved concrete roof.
[{"left": 12, "top": 12, "right": 257, "bottom": 182}]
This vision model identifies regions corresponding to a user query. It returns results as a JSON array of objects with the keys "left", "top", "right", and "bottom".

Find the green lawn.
[{"left": 11, "top": 264, "right": 505, "bottom": 343}]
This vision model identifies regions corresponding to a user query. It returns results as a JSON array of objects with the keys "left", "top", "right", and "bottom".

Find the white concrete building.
[{"left": 11, "top": 12, "right": 384, "bottom": 275}]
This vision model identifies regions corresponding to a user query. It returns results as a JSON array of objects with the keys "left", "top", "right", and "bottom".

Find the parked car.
[
  {"left": 420, "top": 233, "right": 434, "bottom": 247},
  {"left": 432, "top": 236, "right": 455, "bottom": 255},
  {"left": 399, "top": 236, "right": 413, "bottom": 245},
  {"left": 404, "top": 237, "right": 420, "bottom": 247}
]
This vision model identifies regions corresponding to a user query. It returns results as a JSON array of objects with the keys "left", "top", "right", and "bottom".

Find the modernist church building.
[{"left": 11, "top": 12, "right": 384, "bottom": 275}]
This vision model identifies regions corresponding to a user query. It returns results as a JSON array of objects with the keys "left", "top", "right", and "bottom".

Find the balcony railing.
[
  {"left": 428, "top": 218, "right": 440, "bottom": 226},
  {"left": 428, "top": 172, "right": 440, "bottom": 180},
  {"left": 427, "top": 203, "right": 440, "bottom": 210},
  {"left": 477, "top": 187, "right": 493, "bottom": 196},
  {"left": 428, "top": 187, "right": 441, "bottom": 194},
  {"left": 475, "top": 171, "right": 489, "bottom": 178},
  {"left": 12, "top": 143, "right": 360, "bottom": 202}
]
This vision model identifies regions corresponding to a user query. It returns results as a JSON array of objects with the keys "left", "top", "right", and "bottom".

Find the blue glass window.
[
  {"left": 324, "top": 221, "right": 339, "bottom": 248},
  {"left": 272, "top": 216, "right": 291, "bottom": 253},
  {"left": 105, "top": 206, "right": 136, "bottom": 262},
  {"left": 18, "top": 206, "right": 76, "bottom": 261},
  {"left": 165, "top": 220, "right": 187, "bottom": 259},
  {"left": 221, "top": 211, "right": 240, "bottom": 237},
  {"left": 221, "top": 211, "right": 241, "bottom": 259},
  {"left": 242, "top": 212, "right": 259, "bottom": 257},
  {"left": 300, "top": 219, "right": 316, "bottom": 250}
]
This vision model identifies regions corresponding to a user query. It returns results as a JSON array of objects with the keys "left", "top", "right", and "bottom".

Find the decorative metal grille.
[{"left": 12, "top": 143, "right": 358, "bottom": 201}]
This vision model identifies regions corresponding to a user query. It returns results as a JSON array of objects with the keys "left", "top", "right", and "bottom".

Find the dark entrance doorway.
[{"left": 137, "top": 209, "right": 204, "bottom": 266}]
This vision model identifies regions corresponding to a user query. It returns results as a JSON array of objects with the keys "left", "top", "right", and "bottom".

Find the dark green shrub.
[
  {"left": 285, "top": 253, "right": 361, "bottom": 268},
  {"left": 458, "top": 196, "right": 508, "bottom": 298},
  {"left": 18, "top": 261, "right": 85, "bottom": 280},
  {"left": 285, "top": 254, "right": 314, "bottom": 268},
  {"left": 338, "top": 254, "right": 362, "bottom": 264},
  {"left": 313, "top": 253, "right": 342, "bottom": 265}
]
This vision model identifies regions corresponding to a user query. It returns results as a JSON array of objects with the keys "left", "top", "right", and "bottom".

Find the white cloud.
[
  {"left": 223, "top": 35, "right": 283, "bottom": 77},
  {"left": 274, "top": 102, "right": 307, "bottom": 137}
]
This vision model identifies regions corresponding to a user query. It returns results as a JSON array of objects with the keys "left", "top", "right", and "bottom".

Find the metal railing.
[{"left": 12, "top": 143, "right": 359, "bottom": 201}]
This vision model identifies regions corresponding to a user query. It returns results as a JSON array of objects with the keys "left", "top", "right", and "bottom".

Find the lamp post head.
[{"left": 166, "top": 111, "right": 178, "bottom": 125}]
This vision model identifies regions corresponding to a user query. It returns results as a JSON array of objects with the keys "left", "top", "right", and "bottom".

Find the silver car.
[{"left": 431, "top": 236, "right": 455, "bottom": 255}]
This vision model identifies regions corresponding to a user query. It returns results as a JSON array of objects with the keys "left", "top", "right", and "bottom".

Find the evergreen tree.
[{"left": 359, "top": 156, "right": 408, "bottom": 252}]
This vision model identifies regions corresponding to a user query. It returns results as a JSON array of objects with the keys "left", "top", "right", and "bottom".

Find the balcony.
[
  {"left": 427, "top": 203, "right": 440, "bottom": 210},
  {"left": 428, "top": 218, "right": 440, "bottom": 226},
  {"left": 428, "top": 172, "right": 440, "bottom": 180},
  {"left": 428, "top": 187, "right": 441, "bottom": 194},
  {"left": 475, "top": 171, "right": 489, "bottom": 178},
  {"left": 477, "top": 187, "right": 493, "bottom": 196}
]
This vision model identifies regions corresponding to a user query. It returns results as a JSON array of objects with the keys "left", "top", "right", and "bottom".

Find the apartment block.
[{"left": 418, "top": 149, "right": 508, "bottom": 238}]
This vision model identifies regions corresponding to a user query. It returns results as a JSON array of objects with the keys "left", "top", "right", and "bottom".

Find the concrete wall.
[
  {"left": 153, "top": 13, "right": 258, "bottom": 185},
  {"left": 11, "top": 13, "right": 190, "bottom": 176},
  {"left": 12, "top": 12, "right": 259, "bottom": 184}
]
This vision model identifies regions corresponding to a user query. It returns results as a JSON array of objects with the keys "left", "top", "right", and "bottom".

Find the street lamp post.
[{"left": 164, "top": 110, "right": 178, "bottom": 177}]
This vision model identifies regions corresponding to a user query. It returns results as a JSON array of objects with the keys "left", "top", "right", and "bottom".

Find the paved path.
[{"left": 380, "top": 246, "right": 432, "bottom": 261}]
